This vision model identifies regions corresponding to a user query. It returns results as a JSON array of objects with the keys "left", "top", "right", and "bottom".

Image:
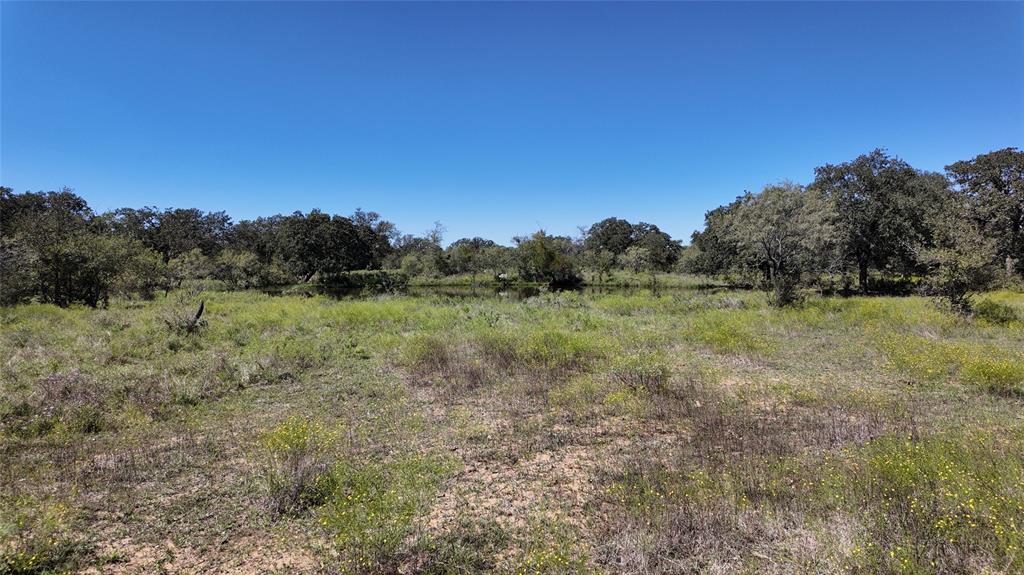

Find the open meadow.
[{"left": 2, "top": 284, "right": 1022, "bottom": 574}]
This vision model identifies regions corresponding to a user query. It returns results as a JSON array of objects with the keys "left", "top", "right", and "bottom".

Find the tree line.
[
  {"left": 0, "top": 187, "right": 682, "bottom": 306},
  {"left": 1, "top": 147, "right": 1020, "bottom": 310},
  {"left": 688, "top": 148, "right": 1022, "bottom": 309}
]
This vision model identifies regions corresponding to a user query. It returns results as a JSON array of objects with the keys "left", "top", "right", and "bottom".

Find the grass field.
[{"left": 2, "top": 285, "right": 1023, "bottom": 574}]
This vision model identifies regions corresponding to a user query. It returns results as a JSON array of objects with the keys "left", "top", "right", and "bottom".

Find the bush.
[
  {"left": 973, "top": 299, "right": 1019, "bottom": 325},
  {"left": 256, "top": 417, "right": 337, "bottom": 516}
]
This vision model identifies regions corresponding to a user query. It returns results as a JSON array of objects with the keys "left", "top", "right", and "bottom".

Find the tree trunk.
[{"left": 859, "top": 260, "right": 869, "bottom": 293}]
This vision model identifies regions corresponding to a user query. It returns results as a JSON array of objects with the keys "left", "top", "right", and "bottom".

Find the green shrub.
[{"left": 974, "top": 299, "right": 1019, "bottom": 325}]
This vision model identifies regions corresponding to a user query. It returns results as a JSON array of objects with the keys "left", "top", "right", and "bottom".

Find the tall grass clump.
[
  {"left": 256, "top": 417, "right": 337, "bottom": 517},
  {"left": 399, "top": 333, "right": 454, "bottom": 376},
  {"left": 518, "top": 329, "right": 607, "bottom": 375},
  {"left": 683, "top": 310, "right": 773, "bottom": 356},
  {"left": 473, "top": 328, "right": 520, "bottom": 372},
  {"left": 2, "top": 370, "right": 108, "bottom": 438},
  {"left": 609, "top": 350, "right": 671, "bottom": 394}
]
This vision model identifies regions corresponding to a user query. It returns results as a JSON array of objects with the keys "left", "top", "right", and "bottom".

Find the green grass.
[{"left": 1, "top": 283, "right": 1022, "bottom": 573}]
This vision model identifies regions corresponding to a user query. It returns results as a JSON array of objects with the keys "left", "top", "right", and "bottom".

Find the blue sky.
[{"left": 2, "top": 1, "right": 1021, "bottom": 245}]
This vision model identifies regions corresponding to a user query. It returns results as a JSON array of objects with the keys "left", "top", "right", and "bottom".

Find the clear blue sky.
[{"left": 2, "top": 1, "right": 1022, "bottom": 245}]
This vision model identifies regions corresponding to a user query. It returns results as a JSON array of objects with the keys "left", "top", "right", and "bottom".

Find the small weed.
[
  {"left": 515, "top": 515, "right": 591, "bottom": 575},
  {"left": 401, "top": 518, "right": 508, "bottom": 574}
]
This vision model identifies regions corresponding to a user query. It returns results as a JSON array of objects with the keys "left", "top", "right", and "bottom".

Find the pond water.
[{"left": 263, "top": 282, "right": 731, "bottom": 301}]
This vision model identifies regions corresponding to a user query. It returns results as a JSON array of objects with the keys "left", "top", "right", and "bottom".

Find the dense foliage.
[
  {"left": 689, "top": 148, "right": 1023, "bottom": 308},
  {"left": 2, "top": 147, "right": 1021, "bottom": 309}
]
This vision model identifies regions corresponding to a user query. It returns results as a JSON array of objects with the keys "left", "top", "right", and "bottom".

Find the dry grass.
[{"left": 1, "top": 286, "right": 1022, "bottom": 573}]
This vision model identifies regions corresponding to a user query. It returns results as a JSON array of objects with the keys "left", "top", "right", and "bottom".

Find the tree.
[
  {"left": 687, "top": 183, "right": 837, "bottom": 305},
  {"left": 687, "top": 203, "right": 749, "bottom": 283},
  {"left": 632, "top": 222, "right": 682, "bottom": 271},
  {"left": 446, "top": 237, "right": 497, "bottom": 283},
  {"left": 0, "top": 237, "right": 38, "bottom": 305},
  {"left": 811, "top": 150, "right": 943, "bottom": 291},
  {"left": 580, "top": 248, "right": 616, "bottom": 283},
  {"left": 514, "top": 231, "right": 580, "bottom": 286},
  {"left": 921, "top": 201, "right": 998, "bottom": 315},
  {"left": 945, "top": 148, "right": 1024, "bottom": 280},
  {"left": 728, "top": 182, "right": 836, "bottom": 306},
  {"left": 350, "top": 208, "right": 396, "bottom": 269},
  {"left": 618, "top": 246, "right": 656, "bottom": 284},
  {"left": 277, "top": 211, "right": 371, "bottom": 281},
  {"left": 584, "top": 218, "right": 635, "bottom": 256},
  {"left": 228, "top": 216, "right": 286, "bottom": 264},
  {"left": 101, "top": 206, "right": 161, "bottom": 247},
  {"left": 168, "top": 248, "right": 213, "bottom": 286},
  {"left": 152, "top": 208, "right": 232, "bottom": 261},
  {"left": 37, "top": 233, "right": 161, "bottom": 307},
  {"left": 479, "top": 245, "right": 517, "bottom": 279},
  {"left": 213, "top": 250, "right": 264, "bottom": 289}
]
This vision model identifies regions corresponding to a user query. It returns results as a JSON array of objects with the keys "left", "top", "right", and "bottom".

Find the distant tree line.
[
  {"left": 1, "top": 147, "right": 1019, "bottom": 311},
  {"left": 687, "top": 148, "right": 1022, "bottom": 310},
  {"left": 0, "top": 186, "right": 681, "bottom": 306}
]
